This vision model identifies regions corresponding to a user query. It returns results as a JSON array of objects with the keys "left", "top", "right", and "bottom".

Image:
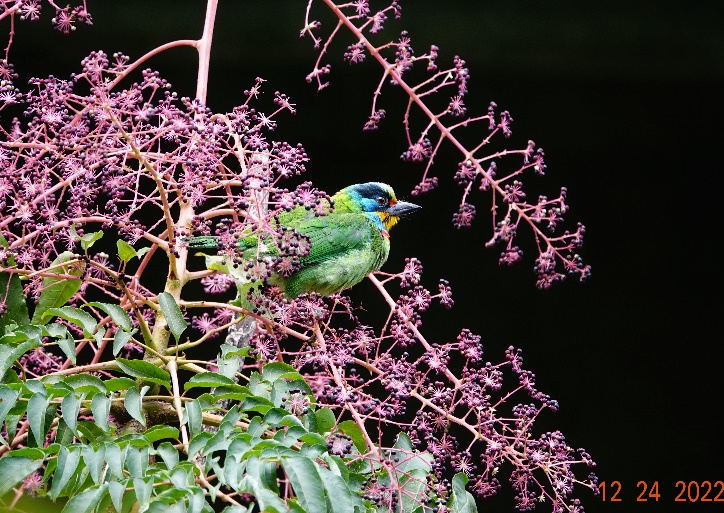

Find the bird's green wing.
[
  {"left": 295, "top": 213, "right": 380, "bottom": 265},
  {"left": 281, "top": 213, "right": 388, "bottom": 297},
  {"left": 185, "top": 203, "right": 328, "bottom": 252}
]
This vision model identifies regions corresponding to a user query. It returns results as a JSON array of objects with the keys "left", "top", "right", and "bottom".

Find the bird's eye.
[{"left": 376, "top": 196, "right": 387, "bottom": 206}]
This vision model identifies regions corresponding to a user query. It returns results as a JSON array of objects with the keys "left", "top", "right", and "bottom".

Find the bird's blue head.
[{"left": 333, "top": 182, "right": 421, "bottom": 233}]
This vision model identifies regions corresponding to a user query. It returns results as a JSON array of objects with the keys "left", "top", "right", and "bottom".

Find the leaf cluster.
[{"left": 0, "top": 356, "right": 473, "bottom": 513}]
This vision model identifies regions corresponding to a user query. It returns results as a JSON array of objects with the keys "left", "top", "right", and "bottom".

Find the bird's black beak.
[{"left": 387, "top": 200, "right": 421, "bottom": 216}]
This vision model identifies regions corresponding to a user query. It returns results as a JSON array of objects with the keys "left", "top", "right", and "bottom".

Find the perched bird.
[{"left": 187, "top": 182, "right": 420, "bottom": 298}]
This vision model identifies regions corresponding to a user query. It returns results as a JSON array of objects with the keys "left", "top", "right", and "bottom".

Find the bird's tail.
[{"left": 184, "top": 236, "right": 219, "bottom": 251}]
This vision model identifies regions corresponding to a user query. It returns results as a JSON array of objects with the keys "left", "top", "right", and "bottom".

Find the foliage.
[
  {"left": 0, "top": 1, "right": 596, "bottom": 512},
  {"left": 0, "top": 362, "right": 446, "bottom": 513}
]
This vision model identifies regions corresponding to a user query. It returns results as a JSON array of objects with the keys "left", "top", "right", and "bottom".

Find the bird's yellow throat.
[{"left": 377, "top": 211, "right": 400, "bottom": 231}]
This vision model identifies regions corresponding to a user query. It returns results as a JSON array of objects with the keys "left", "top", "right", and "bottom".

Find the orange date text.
[{"left": 598, "top": 481, "right": 724, "bottom": 503}]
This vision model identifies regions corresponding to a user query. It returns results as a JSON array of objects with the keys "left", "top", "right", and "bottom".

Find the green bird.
[{"left": 187, "top": 182, "right": 420, "bottom": 298}]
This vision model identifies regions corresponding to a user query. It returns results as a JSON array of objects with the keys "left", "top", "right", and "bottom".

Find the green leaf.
[
  {"left": 54, "top": 420, "right": 74, "bottom": 448},
  {"left": 0, "top": 338, "right": 40, "bottom": 381},
  {"left": 212, "top": 384, "right": 251, "bottom": 402},
  {"left": 318, "top": 465, "right": 362, "bottom": 513},
  {"left": 263, "top": 407, "right": 289, "bottom": 426},
  {"left": 116, "top": 358, "right": 171, "bottom": 389},
  {"left": 82, "top": 443, "right": 106, "bottom": 485},
  {"left": 40, "top": 323, "right": 76, "bottom": 363},
  {"left": 219, "top": 505, "right": 251, "bottom": 513},
  {"left": 43, "top": 322, "right": 69, "bottom": 339},
  {"left": 155, "top": 441, "right": 179, "bottom": 469},
  {"left": 113, "top": 329, "right": 136, "bottom": 356},
  {"left": 86, "top": 302, "right": 133, "bottom": 331},
  {"left": 337, "top": 420, "right": 367, "bottom": 453},
  {"left": 56, "top": 329, "right": 77, "bottom": 364},
  {"left": 240, "top": 395, "right": 274, "bottom": 415},
  {"left": 261, "top": 361, "right": 303, "bottom": 382},
  {"left": 184, "top": 372, "right": 236, "bottom": 390},
  {"left": 104, "top": 443, "right": 125, "bottom": 479},
  {"left": 60, "top": 483, "right": 107, "bottom": 513},
  {"left": 189, "top": 490, "right": 210, "bottom": 513},
  {"left": 281, "top": 456, "right": 327, "bottom": 513},
  {"left": 151, "top": 492, "right": 191, "bottom": 512},
  {"left": 298, "top": 411, "right": 317, "bottom": 437},
  {"left": 448, "top": 473, "right": 477, "bottom": 513},
  {"left": 120, "top": 488, "right": 140, "bottom": 513},
  {"left": 6, "top": 447, "right": 44, "bottom": 460},
  {"left": 50, "top": 446, "right": 82, "bottom": 499},
  {"left": 195, "top": 393, "right": 217, "bottom": 410},
  {"left": 386, "top": 434, "right": 434, "bottom": 513},
  {"left": 45, "top": 381, "right": 72, "bottom": 396},
  {"left": 42, "top": 306, "right": 101, "bottom": 345},
  {"left": 25, "top": 379, "right": 46, "bottom": 395},
  {"left": 187, "top": 432, "right": 213, "bottom": 458},
  {"left": 65, "top": 374, "right": 107, "bottom": 394},
  {"left": 392, "top": 433, "right": 433, "bottom": 473},
  {"left": 220, "top": 406, "right": 244, "bottom": 433},
  {"left": 238, "top": 472, "right": 289, "bottom": 513},
  {"left": 27, "top": 391, "right": 50, "bottom": 447},
  {"left": 321, "top": 454, "right": 349, "bottom": 481},
  {"left": 393, "top": 431, "right": 413, "bottom": 451},
  {"left": 3, "top": 413, "right": 23, "bottom": 442},
  {"left": 223, "top": 453, "right": 241, "bottom": 488},
  {"left": 0, "top": 234, "right": 30, "bottom": 329},
  {"left": 81, "top": 230, "right": 104, "bottom": 251},
  {"left": 299, "top": 432, "right": 327, "bottom": 448},
  {"left": 245, "top": 455, "right": 278, "bottom": 494},
  {"left": 30, "top": 252, "right": 85, "bottom": 325},
  {"left": 158, "top": 292, "right": 187, "bottom": 343},
  {"left": 169, "top": 466, "right": 194, "bottom": 490},
  {"left": 0, "top": 455, "right": 43, "bottom": 498},
  {"left": 144, "top": 425, "right": 180, "bottom": 443},
  {"left": 226, "top": 436, "right": 252, "bottom": 464},
  {"left": 246, "top": 416, "right": 268, "bottom": 438},
  {"left": 0, "top": 386, "right": 19, "bottom": 426},
  {"left": 108, "top": 480, "right": 126, "bottom": 513},
  {"left": 2, "top": 368, "right": 19, "bottom": 383},
  {"left": 126, "top": 445, "right": 149, "bottom": 478},
  {"left": 281, "top": 418, "right": 307, "bottom": 436},
  {"left": 248, "top": 372, "right": 271, "bottom": 399},
  {"left": 203, "top": 430, "right": 233, "bottom": 455},
  {"left": 398, "top": 469, "right": 429, "bottom": 513},
  {"left": 76, "top": 420, "right": 107, "bottom": 444},
  {"left": 71, "top": 226, "right": 104, "bottom": 251},
  {"left": 313, "top": 407, "right": 333, "bottom": 435},
  {"left": 0, "top": 324, "right": 40, "bottom": 344},
  {"left": 124, "top": 386, "right": 146, "bottom": 426},
  {"left": 91, "top": 392, "right": 111, "bottom": 433},
  {"left": 185, "top": 399, "right": 202, "bottom": 437},
  {"left": 99, "top": 488, "right": 116, "bottom": 513},
  {"left": 61, "top": 393, "right": 81, "bottom": 434},
  {"left": 218, "top": 343, "right": 247, "bottom": 380},
  {"left": 104, "top": 377, "right": 138, "bottom": 392},
  {"left": 117, "top": 240, "right": 138, "bottom": 263}
]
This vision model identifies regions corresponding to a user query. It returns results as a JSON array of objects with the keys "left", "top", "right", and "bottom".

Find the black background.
[{"left": 6, "top": 1, "right": 723, "bottom": 512}]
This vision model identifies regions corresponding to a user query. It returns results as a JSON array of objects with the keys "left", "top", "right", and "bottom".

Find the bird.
[{"left": 186, "top": 182, "right": 420, "bottom": 298}]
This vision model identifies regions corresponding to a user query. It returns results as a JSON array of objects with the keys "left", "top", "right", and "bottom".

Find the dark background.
[{"left": 7, "top": 1, "right": 723, "bottom": 512}]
